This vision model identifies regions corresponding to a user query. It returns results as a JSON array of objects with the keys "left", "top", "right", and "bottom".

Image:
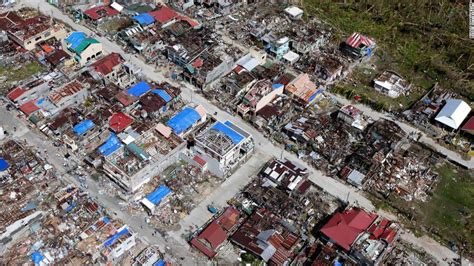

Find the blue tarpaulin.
[
  {"left": 66, "top": 32, "right": 86, "bottom": 50},
  {"left": 103, "top": 216, "right": 110, "bottom": 224},
  {"left": 0, "top": 158, "right": 9, "bottom": 171},
  {"left": 146, "top": 185, "right": 172, "bottom": 205},
  {"left": 103, "top": 227, "right": 129, "bottom": 247},
  {"left": 154, "top": 260, "right": 166, "bottom": 266},
  {"left": 272, "top": 83, "right": 284, "bottom": 90},
  {"left": 151, "top": 89, "right": 172, "bottom": 102},
  {"left": 36, "top": 98, "right": 45, "bottom": 105},
  {"left": 133, "top": 13, "right": 155, "bottom": 26},
  {"left": 127, "top": 81, "right": 150, "bottom": 97},
  {"left": 211, "top": 121, "right": 244, "bottom": 144},
  {"left": 166, "top": 107, "right": 201, "bottom": 134},
  {"left": 65, "top": 201, "right": 76, "bottom": 212},
  {"left": 31, "top": 252, "right": 44, "bottom": 264},
  {"left": 98, "top": 133, "right": 123, "bottom": 156},
  {"left": 73, "top": 119, "right": 95, "bottom": 135},
  {"left": 21, "top": 202, "right": 37, "bottom": 212},
  {"left": 308, "top": 88, "right": 324, "bottom": 103}
]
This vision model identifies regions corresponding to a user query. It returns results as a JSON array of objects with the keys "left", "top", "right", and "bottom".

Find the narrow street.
[{"left": 11, "top": 1, "right": 472, "bottom": 264}]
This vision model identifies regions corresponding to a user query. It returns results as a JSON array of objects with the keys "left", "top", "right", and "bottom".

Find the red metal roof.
[
  {"left": 193, "top": 155, "right": 207, "bottom": 167},
  {"left": 91, "top": 53, "right": 123, "bottom": 76},
  {"left": 320, "top": 208, "right": 378, "bottom": 251},
  {"left": 461, "top": 116, "right": 474, "bottom": 133},
  {"left": 148, "top": 6, "right": 179, "bottom": 24},
  {"left": 190, "top": 220, "right": 227, "bottom": 258},
  {"left": 19, "top": 100, "right": 40, "bottom": 116},
  {"left": 116, "top": 91, "right": 138, "bottom": 107},
  {"left": 380, "top": 228, "right": 397, "bottom": 244},
  {"left": 192, "top": 58, "right": 203, "bottom": 69},
  {"left": 179, "top": 15, "right": 199, "bottom": 27},
  {"left": 84, "top": 5, "right": 119, "bottom": 20},
  {"left": 109, "top": 112, "right": 133, "bottom": 132},
  {"left": 345, "top": 32, "right": 375, "bottom": 49},
  {"left": 216, "top": 207, "right": 239, "bottom": 231},
  {"left": 7, "top": 86, "right": 26, "bottom": 101}
]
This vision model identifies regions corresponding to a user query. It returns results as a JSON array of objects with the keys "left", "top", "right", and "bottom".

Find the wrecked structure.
[{"left": 182, "top": 120, "right": 254, "bottom": 177}]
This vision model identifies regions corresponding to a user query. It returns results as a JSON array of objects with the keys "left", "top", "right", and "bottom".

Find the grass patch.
[
  {"left": 0, "top": 61, "right": 45, "bottom": 91},
  {"left": 414, "top": 164, "right": 474, "bottom": 250},
  {"left": 303, "top": 0, "right": 474, "bottom": 105}
]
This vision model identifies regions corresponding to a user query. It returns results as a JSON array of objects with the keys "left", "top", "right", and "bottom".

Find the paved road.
[{"left": 14, "top": 1, "right": 472, "bottom": 264}]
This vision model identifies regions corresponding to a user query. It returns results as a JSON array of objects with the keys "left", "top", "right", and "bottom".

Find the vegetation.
[
  {"left": 241, "top": 252, "right": 262, "bottom": 265},
  {"left": 0, "top": 61, "right": 44, "bottom": 91},
  {"left": 303, "top": 0, "right": 474, "bottom": 107},
  {"left": 414, "top": 164, "right": 474, "bottom": 253}
]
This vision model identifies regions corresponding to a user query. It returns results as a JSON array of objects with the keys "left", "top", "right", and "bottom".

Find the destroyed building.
[
  {"left": 182, "top": 120, "right": 254, "bottom": 177},
  {"left": 373, "top": 71, "right": 412, "bottom": 98},
  {"left": 0, "top": 11, "right": 67, "bottom": 50},
  {"left": 230, "top": 208, "right": 303, "bottom": 265}
]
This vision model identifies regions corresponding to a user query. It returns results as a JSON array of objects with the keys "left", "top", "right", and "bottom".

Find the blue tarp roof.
[
  {"left": 133, "top": 13, "right": 155, "bottom": 25},
  {"left": 103, "top": 216, "right": 110, "bottom": 224},
  {"left": 154, "top": 260, "right": 166, "bottom": 266},
  {"left": 166, "top": 107, "right": 201, "bottom": 134},
  {"left": 73, "top": 119, "right": 95, "bottom": 135},
  {"left": 146, "top": 185, "right": 171, "bottom": 205},
  {"left": 151, "top": 89, "right": 172, "bottom": 102},
  {"left": 66, "top": 32, "right": 86, "bottom": 50},
  {"left": 98, "top": 133, "right": 123, "bottom": 156},
  {"left": 127, "top": 81, "right": 151, "bottom": 97},
  {"left": 272, "top": 83, "right": 284, "bottom": 90},
  {"left": 212, "top": 121, "right": 244, "bottom": 144},
  {"left": 308, "top": 88, "right": 324, "bottom": 103},
  {"left": 31, "top": 252, "right": 44, "bottom": 264},
  {"left": 0, "top": 159, "right": 9, "bottom": 171},
  {"left": 103, "top": 227, "right": 129, "bottom": 247}
]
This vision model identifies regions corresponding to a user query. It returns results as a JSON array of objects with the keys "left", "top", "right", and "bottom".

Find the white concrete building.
[
  {"left": 284, "top": 6, "right": 304, "bottom": 20},
  {"left": 183, "top": 121, "right": 254, "bottom": 177},
  {"left": 373, "top": 71, "right": 411, "bottom": 98}
]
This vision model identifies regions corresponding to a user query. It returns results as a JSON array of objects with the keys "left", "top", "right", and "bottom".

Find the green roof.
[{"left": 72, "top": 38, "right": 99, "bottom": 54}]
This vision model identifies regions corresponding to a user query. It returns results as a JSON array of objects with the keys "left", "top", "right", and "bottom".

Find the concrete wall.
[
  {"left": 78, "top": 42, "right": 103, "bottom": 66},
  {"left": 255, "top": 85, "right": 283, "bottom": 112}
]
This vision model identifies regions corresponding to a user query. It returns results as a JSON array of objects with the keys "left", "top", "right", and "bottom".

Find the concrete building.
[
  {"left": 337, "top": 105, "right": 368, "bottom": 130},
  {"left": 182, "top": 121, "right": 254, "bottom": 177},
  {"left": 0, "top": 13, "right": 67, "bottom": 50},
  {"left": 284, "top": 6, "right": 304, "bottom": 20},
  {"left": 47, "top": 80, "right": 89, "bottom": 114},
  {"left": 285, "top": 73, "right": 323, "bottom": 106},
  {"left": 262, "top": 33, "right": 290, "bottom": 59},
  {"left": 237, "top": 80, "right": 284, "bottom": 117},
  {"left": 65, "top": 32, "right": 103, "bottom": 66},
  {"left": 373, "top": 71, "right": 411, "bottom": 98}
]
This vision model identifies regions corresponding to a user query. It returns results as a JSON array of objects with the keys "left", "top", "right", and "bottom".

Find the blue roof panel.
[
  {"left": 73, "top": 119, "right": 95, "bottom": 135},
  {"left": 66, "top": 32, "right": 87, "bottom": 50},
  {"left": 127, "top": 81, "right": 151, "bottom": 97},
  {"left": 0, "top": 158, "right": 9, "bottom": 171},
  {"left": 166, "top": 107, "right": 201, "bottom": 134},
  {"left": 31, "top": 252, "right": 44, "bottom": 264},
  {"left": 133, "top": 13, "right": 155, "bottom": 26},
  {"left": 103, "top": 227, "right": 129, "bottom": 247},
  {"left": 98, "top": 133, "right": 123, "bottom": 156},
  {"left": 146, "top": 185, "right": 172, "bottom": 205},
  {"left": 154, "top": 260, "right": 166, "bottom": 266},
  {"left": 151, "top": 89, "right": 172, "bottom": 102},
  {"left": 212, "top": 121, "right": 244, "bottom": 144}
]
